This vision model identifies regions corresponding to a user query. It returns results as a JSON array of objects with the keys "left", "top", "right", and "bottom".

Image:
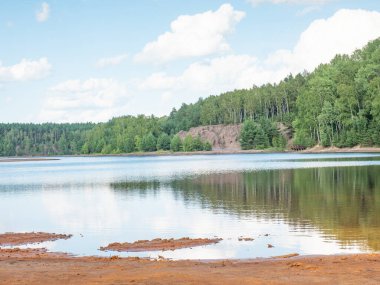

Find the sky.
[{"left": 0, "top": 0, "right": 380, "bottom": 123}]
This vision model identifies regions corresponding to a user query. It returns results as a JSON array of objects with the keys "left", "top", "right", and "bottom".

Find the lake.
[{"left": 1, "top": 153, "right": 380, "bottom": 260}]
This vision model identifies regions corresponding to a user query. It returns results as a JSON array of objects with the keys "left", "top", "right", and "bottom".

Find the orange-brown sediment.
[{"left": 99, "top": 237, "right": 222, "bottom": 252}]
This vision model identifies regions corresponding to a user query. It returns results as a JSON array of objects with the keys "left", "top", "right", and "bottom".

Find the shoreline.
[
  {"left": 0, "top": 249, "right": 379, "bottom": 284},
  {"left": 1, "top": 146, "right": 380, "bottom": 161}
]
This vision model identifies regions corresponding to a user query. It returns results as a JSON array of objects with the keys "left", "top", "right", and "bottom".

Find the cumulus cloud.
[
  {"left": 138, "top": 55, "right": 286, "bottom": 94},
  {"left": 137, "top": 9, "right": 380, "bottom": 113},
  {"left": 267, "top": 9, "right": 380, "bottom": 74},
  {"left": 134, "top": 4, "right": 245, "bottom": 63},
  {"left": 248, "top": 0, "right": 331, "bottom": 5},
  {"left": 96, "top": 54, "right": 129, "bottom": 68},
  {"left": 36, "top": 2, "right": 50, "bottom": 22},
  {"left": 136, "top": 55, "right": 288, "bottom": 112},
  {"left": 39, "top": 78, "right": 130, "bottom": 122},
  {"left": 0, "top": 58, "right": 51, "bottom": 81}
]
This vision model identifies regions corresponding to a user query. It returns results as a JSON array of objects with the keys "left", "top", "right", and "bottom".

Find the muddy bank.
[
  {"left": 100, "top": 237, "right": 222, "bottom": 252},
  {"left": 65, "top": 146, "right": 380, "bottom": 157},
  {"left": 2, "top": 146, "right": 380, "bottom": 161},
  {"left": 0, "top": 232, "right": 72, "bottom": 246},
  {"left": 0, "top": 250, "right": 379, "bottom": 285},
  {"left": 301, "top": 145, "right": 380, "bottom": 153}
]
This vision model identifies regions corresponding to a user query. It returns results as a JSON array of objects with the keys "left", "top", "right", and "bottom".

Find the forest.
[{"left": 0, "top": 38, "right": 379, "bottom": 156}]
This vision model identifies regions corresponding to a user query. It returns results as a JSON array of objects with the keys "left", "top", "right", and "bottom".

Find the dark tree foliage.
[
  {"left": 170, "top": 135, "right": 182, "bottom": 152},
  {"left": 240, "top": 120, "right": 270, "bottom": 150},
  {"left": 0, "top": 123, "right": 94, "bottom": 156},
  {"left": 156, "top": 133, "right": 171, "bottom": 151}
]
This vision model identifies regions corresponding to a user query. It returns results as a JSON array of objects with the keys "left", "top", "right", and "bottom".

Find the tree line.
[{"left": 1, "top": 38, "right": 379, "bottom": 156}]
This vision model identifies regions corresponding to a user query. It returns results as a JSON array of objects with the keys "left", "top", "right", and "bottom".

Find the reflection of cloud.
[{"left": 41, "top": 185, "right": 129, "bottom": 231}]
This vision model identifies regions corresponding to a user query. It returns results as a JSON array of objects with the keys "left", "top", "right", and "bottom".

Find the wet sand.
[
  {"left": 0, "top": 233, "right": 379, "bottom": 284},
  {"left": 100, "top": 237, "right": 222, "bottom": 252},
  {"left": 0, "top": 249, "right": 379, "bottom": 284},
  {"left": 0, "top": 232, "right": 72, "bottom": 246}
]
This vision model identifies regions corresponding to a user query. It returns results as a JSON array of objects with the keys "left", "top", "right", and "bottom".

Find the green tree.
[
  {"left": 240, "top": 120, "right": 269, "bottom": 150},
  {"left": 141, "top": 133, "right": 157, "bottom": 152},
  {"left": 183, "top": 135, "right": 194, "bottom": 152},
  {"left": 170, "top": 135, "right": 182, "bottom": 152},
  {"left": 156, "top": 133, "right": 171, "bottom": 150},
  {"left": 192, "top": 135, "right": 204, "bottom": 151}
]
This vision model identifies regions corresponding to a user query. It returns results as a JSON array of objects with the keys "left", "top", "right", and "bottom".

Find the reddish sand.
[
  {"left": 99, "top": 237, "right": 222, "bottom": 252},
  {"left": 0, "top": 232, "right": 72, "bottom": 246},
  {"left": 0, "top": 249, "right": 379, "bottom": 284}
]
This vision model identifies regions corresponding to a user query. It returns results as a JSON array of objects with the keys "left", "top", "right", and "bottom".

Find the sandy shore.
[
  {"left": 0, "top": 248, "right": 379, "bottom": 284},
  {"left": 100, "top": 237, "right": 222, "bottom": 252},
  {"left": 0, "top": 232, "right": 72, "bottom": 246},
  {"left": 1, "top": 146, "right": 380, "bottom": 161},
  {"left": 82, "top": 147, "right": 380, "bottom": 157}
]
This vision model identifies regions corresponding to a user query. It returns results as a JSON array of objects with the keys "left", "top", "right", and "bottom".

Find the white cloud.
[
  {"left": 134, "top": 4, "right": 245, "bottom": 63},
  {"left": 267, "top": 9, "right": 380, "bottom": 74},
  {"left": 139, "top": 55, "right": 275, "bottom": 92},
  {"left": 39, "top": 78, "right": 130, "bottom": 122},
  {"left": 296, "top": 6, "right": 321, "bottom": 16},
  {"left": 96, "top": 54, "right": 129, "bottom": 68},
  {"left": 248, "top": 0, "right": 331, "bottom": 5},
  {"left": 137, "top": 55, "right": 288, "bottom": 109},
  {"left": 36, "top": 2, "right": 50, "bottom": 22},
  {"left": 0, "top": 58, "right": 52, "bottom": 81}
]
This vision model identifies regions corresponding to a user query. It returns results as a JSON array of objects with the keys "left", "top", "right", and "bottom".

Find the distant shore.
[
  {"left": 0, "top": 158, "right": 60, "bottom": 163},
  {"left": 1, "top": 146, "right": 380, "bottom": 161}
]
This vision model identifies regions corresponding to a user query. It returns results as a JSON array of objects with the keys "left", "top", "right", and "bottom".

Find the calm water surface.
[{"left": 1, "top": 153, "right": 380, "bottom": 259}]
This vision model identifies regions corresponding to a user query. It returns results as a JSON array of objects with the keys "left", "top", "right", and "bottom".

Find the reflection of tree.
[
  {"left": 170, "top": 171, "right": 293, "bottom": 218},
  {"left": 110, "top": 166, "right": 380, "bottom": 251}
]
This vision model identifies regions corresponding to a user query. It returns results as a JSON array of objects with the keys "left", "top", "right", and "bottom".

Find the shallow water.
[{"left": 1, "top": 153, "right": 380, "bottom": 259}]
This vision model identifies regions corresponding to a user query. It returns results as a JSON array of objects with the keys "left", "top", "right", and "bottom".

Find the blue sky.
[{"left": 1, "top": 0, "right": 380, "bottom": 123}]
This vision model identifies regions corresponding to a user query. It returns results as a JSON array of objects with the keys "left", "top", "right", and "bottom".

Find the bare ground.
[
  {"left": 99, "top": 237, "right": 222, "bottom": 252},
  {"left": 0, "top": 232, "right": 72, "bottom": 246}
]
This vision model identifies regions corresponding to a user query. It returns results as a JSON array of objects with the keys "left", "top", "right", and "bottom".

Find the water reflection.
[
  {"left": 111, "top": 166, "right": 380, "bottom": 251},
  {"left": 1, "top": 154, "right": 380, "bottom": 259}
]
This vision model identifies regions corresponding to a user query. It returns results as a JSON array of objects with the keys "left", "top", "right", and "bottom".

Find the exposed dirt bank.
[
  {"left": 0, "top": 232, "right": 72, "bottom": 246},
  {"left": 178, "top": 124, "right": 242, "bottom": 150},
  {"left": 100, "top": 237, "right": 222, "bottom": 252},
  {"left": 0, "top": 249, "right": 379, "bottom": 285}
]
